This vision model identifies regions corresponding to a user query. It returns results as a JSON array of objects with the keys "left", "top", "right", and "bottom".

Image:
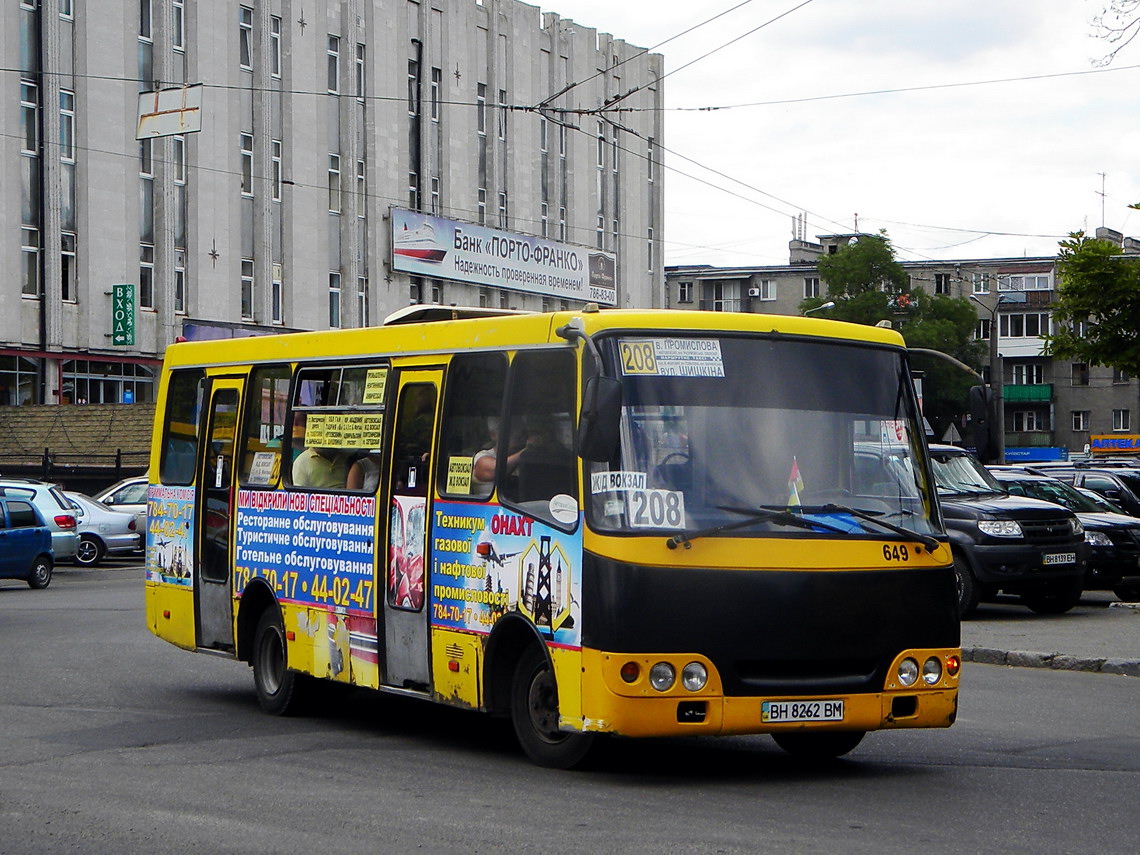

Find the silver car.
[
  {"left": 65, "top": 491, "right": 142, "bottom": 566},
  {"left": 95, "top": 476, "right": 149, "bottom": 537}
]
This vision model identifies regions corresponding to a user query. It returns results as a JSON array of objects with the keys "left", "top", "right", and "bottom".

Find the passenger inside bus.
[
  {"left": 472, "top": 417, "right": 528, "bottom": 496},
  {"left": 292, "top": 446, "right": 348, "bottom": 488}
]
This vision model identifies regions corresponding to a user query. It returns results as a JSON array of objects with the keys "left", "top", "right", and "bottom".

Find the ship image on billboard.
[{"left": 390, "top": 208, "right": 616, "bottom": 306}]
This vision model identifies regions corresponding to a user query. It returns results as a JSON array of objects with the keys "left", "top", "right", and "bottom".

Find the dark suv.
[
  {"left": 926, "top": 445, "right": 1087, "bottom": 617},
  {"left": 1026, "top": 465, "right": 1140, "bottom": 518},
  {"left": 990, "top": 468, "right": 1140, "bottom": 602}
]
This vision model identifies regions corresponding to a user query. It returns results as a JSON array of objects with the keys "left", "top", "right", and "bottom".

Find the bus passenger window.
[
  {"left": 500, "top": 350, "right": 578, "bottom": 524},
  {"left": 238, "top": 365, "right": 291, "bottom": 487},
  {"left": 436, "top": 353, "right": 508, "bottom": 499},
  {"left": 159, "top": 369, "right": 205, "bottom": 485}
]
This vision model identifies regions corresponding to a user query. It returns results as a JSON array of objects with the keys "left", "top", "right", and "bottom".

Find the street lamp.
[
  {"left": 803, "top": 300, "right": 836, "bottom": 316},
  {"left": 969, "top": 293, "right": 1008, "bottom": 463}
]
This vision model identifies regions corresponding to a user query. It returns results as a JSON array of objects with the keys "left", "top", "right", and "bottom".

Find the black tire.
[
  {"left": 74, "top": 534, "right": 105, "bottom": 567},
  {"left": 27, "top": 556, "right": 53, "bottom": 589},
  {"left": 1022, "top": 577, "right": 1083, "bottom": 615},
  {"left": 772, "top": 730, "right": 865, "bottom": 759},
  {"left": 953, "top": 553, "right": 979, "bottom": 619},
  {"left": 1113, "top": 583, "right": 1140, "bottom": 602},
  {"left": 510, "top": 645, "right": 595, "bottom": 769},
  {"left": 252, "top": 608, "right": 310, "bottom": 715}
]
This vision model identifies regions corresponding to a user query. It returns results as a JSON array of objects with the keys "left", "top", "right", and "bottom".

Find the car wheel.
[
  {"left": 27, "top": 556, "right": 53, "bottom": 589},
  {"left": 1112, "top": 583, "right": 1140, "bottom": 602},
  {"left": 74, "top": 534, "right": 105, "bottom": 567},
  {"left": 252, "top": 608, "right": 311, "bottom": 715},
  {"left": 772, "top": 730, "right": 866, "bottom": 759},
  {"left": 953, "top": 553, "right": 980, "bottom": 619},
  {"left": 1022, "top": 577, "right": 1083, "bottom": 615},
  {"left": 510, "top": 645, "right": 595, "bottom": 769}
]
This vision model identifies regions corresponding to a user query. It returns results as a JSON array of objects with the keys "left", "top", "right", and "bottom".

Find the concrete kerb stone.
[{"left": 962, "top": 646, "right": 1140, "bottom": 677}]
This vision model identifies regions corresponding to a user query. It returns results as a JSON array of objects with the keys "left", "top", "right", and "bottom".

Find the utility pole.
[{"left": 970, "top": 292, "right": 1006, "bottom": 463}]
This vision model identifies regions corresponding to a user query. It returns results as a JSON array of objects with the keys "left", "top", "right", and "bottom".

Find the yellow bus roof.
[{"left": 161, "top": 308, "right": 906, "bottom": 370}]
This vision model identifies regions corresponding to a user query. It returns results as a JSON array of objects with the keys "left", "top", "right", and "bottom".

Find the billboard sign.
[
  {"left": 111, "top": 283, "right": 135, "bottom": 346},
  {"left": 390, "top": 208, "right": 617, "bottom": 306},
  {"left": 136, "top": 84, "right": 203, "bottom": 140}
]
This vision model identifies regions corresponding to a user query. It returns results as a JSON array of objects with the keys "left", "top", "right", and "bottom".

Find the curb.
[{"left": 962, "top": 647, "right": 1140, "bottom": 678}]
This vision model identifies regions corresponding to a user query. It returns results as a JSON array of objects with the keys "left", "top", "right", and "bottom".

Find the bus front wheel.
[
  {"left": 772, "top": 730, "right": 865, "bottom": 759},
  {"left": 510, "top": 645, "right": 594, "bottom": 769},
  {"left": 252, "top": 608, "right": 309, "bottom": 715}
]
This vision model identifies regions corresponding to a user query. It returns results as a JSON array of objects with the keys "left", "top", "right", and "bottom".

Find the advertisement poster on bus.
[
  {"left": 390, "top": 208, "right": 617, "bottom": 306},
  {"left": 430, "top": 500, "right": 582, "bottom": 649},
  {"left": 146, "top": 484, "right": 195, "bottom": 586},
  {"left": 232, "top": 489, "right": 377, "bottom": 616}
]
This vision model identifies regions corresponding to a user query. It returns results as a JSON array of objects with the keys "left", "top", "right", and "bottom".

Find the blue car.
[{"left": 0, "top": 496, "right": 54, "bottom": 589}]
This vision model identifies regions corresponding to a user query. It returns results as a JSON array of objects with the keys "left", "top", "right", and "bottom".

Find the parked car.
[
  {"left": 1025, "top": 466, "right": 1140, "bottom": 518},
  {"left": 0, "top": 496, "right": 54, "bottom": 588},
  {"left": 64, "top": 491, "right": 142, "bottom": 566},
  {"left": 924, "top": 446, "right": 1087, "bottom": 617},
  {"left": 0, "top": 478, "right": 79, "bottom": 561},
  {"left": 95, "top": 475, "right": 148, "bottom": 541},
  {"left": 988, "top": 469, "right": 1140, "bottom": 602}
]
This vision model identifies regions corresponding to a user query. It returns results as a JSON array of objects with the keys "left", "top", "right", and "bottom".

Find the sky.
[{"left": 536, "top": 0, "right": 1140, "bottom": 268}]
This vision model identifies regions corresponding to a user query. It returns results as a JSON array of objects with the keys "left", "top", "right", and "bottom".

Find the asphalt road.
[{"left": 1, "top": 564, "right": 1136, "bottom": 854}]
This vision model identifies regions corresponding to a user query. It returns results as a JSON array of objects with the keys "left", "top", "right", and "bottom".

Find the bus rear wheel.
[
  {"left": 510, "top": 645, "right": 594, "bottom": 769},
  {"left": 772, "top": 730, "right": 865, "bottom": 759},
  {"left": 252, "top": 608, "right": 310, "bottom": 715}
]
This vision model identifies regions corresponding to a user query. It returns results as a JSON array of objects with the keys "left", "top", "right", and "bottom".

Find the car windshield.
[
  {"left": 930, "top": 451, "right": 1003, "bottom": 495},
  {"left": 585, "top": 334, "right": 938, "bottom": 538},
  {"left": 1003, "top": 477, "right": 1102, "bottom": 512}
]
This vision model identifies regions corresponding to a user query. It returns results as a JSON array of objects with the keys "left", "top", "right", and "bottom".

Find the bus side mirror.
[{"left": 578, "top": 376, "right": 622, "bottom": 461}]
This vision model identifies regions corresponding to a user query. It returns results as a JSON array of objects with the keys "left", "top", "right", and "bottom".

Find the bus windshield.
[{"left": 587, "top": 334, "right": 938, "bottom": 538}]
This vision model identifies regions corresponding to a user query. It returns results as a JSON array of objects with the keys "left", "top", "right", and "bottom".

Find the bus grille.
[{"left": 734, "top": 658, "right": 880, "bottom": 694}]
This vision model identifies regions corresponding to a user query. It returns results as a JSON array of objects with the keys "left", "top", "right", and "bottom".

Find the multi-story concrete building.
[
  {"left": 666, "top": 227, "right": 1140, "bottom": 461},
  {"left": 2, "top": 0, "right": 664, "bottom": 406}
]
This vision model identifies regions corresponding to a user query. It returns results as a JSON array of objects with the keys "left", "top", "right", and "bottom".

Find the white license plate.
[
  {"left": 761, "top": 699, "right": 844, "bottom": 723},
  {"left": 1043, "top": 552, "right": 1076, "bottom": 566}
]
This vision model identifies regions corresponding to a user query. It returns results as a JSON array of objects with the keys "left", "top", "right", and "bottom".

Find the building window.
[
  {"left": 172, "top": 0, "right": 185, "bottom": 51},
  {"left": 356, "top": 159, "right": 367, "bottom": 214},
  {"left": 357, "top": 276, "right": 369, "bottom": 326},
  {"left": 999, "top": 273, "right": 1051, "bottom": 291},
  {"left": 1113, "top": 368, "right": 1131, "bottom": 384},
  {"left": 355, "top": 44, "right": 366, "bottom": 101},
  {"left": 22, "top": 228, "right": 40, "bottom": 297},
  {"left": 1071, "top": 363, "right": 1089, "bottom": 386},
  {"left": 59, "top": 90, "right": 75, "bottom": 161},
  {"left": 498, "top": 191, "right": 508, "bottom": 228},
  {"left": 270, "top": 16, "right": 281, "bottom": 77},
  {"left": 327, "top": 36, "right": 340, "bottom": 94},
  {"left": 648, "top": 226, "right": 654, "bottom": 272},
  {"left": 271, "top": 140, "right": 282, "bottom": 201},
  {"left": 1012, "top": 410, "right": 1048, "bottom": 432},
  {"left": 408, "top": 173, "right": 418, "bottom": 210},
  {"left": 476, "top": 83, "right": 487, "bottom": 134},
  {"left": 999, "top": 312, "right": 1051, "bottom": 338},
  {"left": 430, "top": 281, "right": 443, "bottom": 304},
  {"left": 477, "top": 188, "right": 486, "bottom": 224},
  {"left": 240, "top": 133, "right": 253, "bottom": 195},
  {"left": 329, "top": 272, "right": 341, "bottom": 328},
  {"left": 541, "top": 202, "right": 549, "bottom": 238},
  {"left": 61, "top": 232, "right": 76, "bottom": 302},
  {"left": 409, "top": 277, "right": 422, "bottom": 304},
  {"left": 430, "top": 67, "right": 441, "bottom": 121},
  {"left": 540, "top": 117, "right": 548, "bottom": 153},
  {"left": 327, "top": 154, "right": 341, "bottom": 213},
  {"left": 60, "top": 0, "right": 74, "bottom": 20},
  {"left": 1113, "top": 409, "right": 1131, "bottom": 432},
  {"left": 596, "top": 215, "right": 605, "bottom": 249},
  {"left": 407, "top": 59, "right": 419, "bottom": 115},
  {"left": 140, "top": 0, "right": 152, "bottom": 40},
  {"left": 174, "top": 258, "right": 186, "bottom": 314},
  {"left": 678, "top": 281, "right": 693, "bottom": 304},
  {"left": 140, "top": 244, "right": 155, "bottom": 309},
  {"left": 239, "top": 6, "right": 253, "bottom": 70},
  {"left": 596, "top": 121, "right": 605, "bottom": 169},
  {"left": 972, "top": 273, "right": 988, "bottom": 294},
  {"left": 1011, "top": 363, "right": 1044, "bottom": 385},
  {"left": 478, "top": 287, "right": 490, "bottom": 308},
  {"left": 497, "top": 89, "right": 507, "bottom": 140},
  {"left": 804, "top": 277, "right": 820, "bottom": 299},
  {"left": 558, "top": 206, "right": 567, "bottom": 241},
  {"left": 934, "top": 273, "right": 951, "bottom": 295},
  {"left": 20, "top": 81, "right": 38, "bottom": 153},
  {"left": 430, "top": 176, "right": 440, "bottom": 214},
  {"left": 647, "top": 137, "right": 655, "bottom": 183},
  {"left": 975, "top": 318, "right": 991, "bottom": 341},
  {"left": 1072, "top": 410, "right": 1090, "bottom": 432},
  {"left": 241, "top": 258, "right": 254, "bottom": 320},
  {"left": 707, "top": 281, "right": 741, "bottom": 313},
  {"left": 271, "top": 271, "right": 283, "bottom": 324}
]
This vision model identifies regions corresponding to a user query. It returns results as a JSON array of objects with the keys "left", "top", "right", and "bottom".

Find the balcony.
[
  {"left": 1005, "top": 432, "right": 1055, "bottom": 448},
  {"left": 1003, "top": 383, "right": 1053, "bottom": 403}
]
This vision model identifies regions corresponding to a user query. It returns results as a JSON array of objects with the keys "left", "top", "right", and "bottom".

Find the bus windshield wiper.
[
  {"left": 789, "top": 503, "right": 941, "bottom": 551},
  {"left": 665, "top": 505, "right": 852, "bottom": 550}
]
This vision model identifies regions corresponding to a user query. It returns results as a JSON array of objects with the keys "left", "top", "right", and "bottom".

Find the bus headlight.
[
  {"left": 649, "top": 662, "right": 676, "bottom": 692},
  {"left": 681, "top": 662, "right": 708, "bottom": 692},
  {"left": 922, "top": 657, "right": 942, "bottom": 685},
  {"left": 897, "top": 657, "right": 919, "bottom": 687}
]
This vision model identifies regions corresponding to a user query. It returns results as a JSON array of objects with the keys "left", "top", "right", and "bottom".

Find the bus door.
[
  {"left": 194, "top": 378, "right": 243, "bottom": 652},
  {"left": 382, "top": 369, "right": 441, "bottom": 691}
]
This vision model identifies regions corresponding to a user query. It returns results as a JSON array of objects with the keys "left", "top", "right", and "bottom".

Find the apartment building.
[
  {"left": 666, "top": 227, "right": 1140, "bottom": 460},
  {"left": 2, "top": 0, "right": 665, "bottom": 406}
]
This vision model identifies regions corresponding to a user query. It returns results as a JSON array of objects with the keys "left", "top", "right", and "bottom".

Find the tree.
[
  {"left": 1045, "top": 231, "right": 1140, "bottom": 376},
  {"left": 799, "top": 233, "right": 983, "bottom": 439},
  {"left": 1092, "top": 1, "right": 1140, "bottom": 66}
]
